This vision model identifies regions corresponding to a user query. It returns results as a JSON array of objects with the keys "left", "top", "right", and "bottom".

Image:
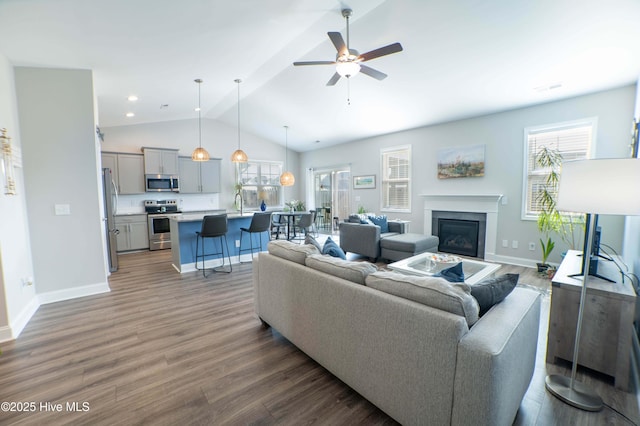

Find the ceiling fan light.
[
  {"left": 192, "top": 147, "right": 210, "bottom": 161},
  {"left": 336, "top": 61, "right": 361, "bottom": 78},
  {"left": 231, "top": 148, "right": 248, "bottom": 163},
  {"left": 280, "top": 171, "right": 295, "bottom": 186}
]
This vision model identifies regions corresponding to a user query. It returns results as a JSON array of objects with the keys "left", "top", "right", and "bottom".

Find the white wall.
[
  {"left": 622, "top": 79, "right": 640, "bottom": 277},
  {"left": 101, "top": 118, "right": 302, "bottom": 210},
  {"left": 302, "top": 85, "right": 636, "bottom": 266},
  {"left": 0, "top": 54, "right": 37, "bottom": 341},
  {"left": 15, "top": 67, "right": 108, "bottom": 302}
]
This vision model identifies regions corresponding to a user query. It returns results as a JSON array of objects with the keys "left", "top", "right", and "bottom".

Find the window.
[
  {"left": 381, "top": 145, "right": 411, "bottom": 212},
  {"left": 237, "top": 161, "right": 283, "bottom": 209},
  {"left": 522, "top": 119, "right": 595, "bottom": 219}
]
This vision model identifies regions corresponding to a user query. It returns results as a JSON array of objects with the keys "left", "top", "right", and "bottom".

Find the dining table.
[{"left": 273, "top": 211, "right": 305, "bottom": 241}]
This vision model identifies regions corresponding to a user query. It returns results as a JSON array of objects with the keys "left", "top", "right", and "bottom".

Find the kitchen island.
[{"left": 169, "top": 211, "right": 266, "bottom": 273}]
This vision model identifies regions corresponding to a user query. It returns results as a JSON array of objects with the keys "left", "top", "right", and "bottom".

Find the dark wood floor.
[{"left": 0, "top": 249, "right": 638, "bottom": 425}]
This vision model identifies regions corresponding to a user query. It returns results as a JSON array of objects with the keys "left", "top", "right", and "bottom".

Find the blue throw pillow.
[
  {"left": 322, "top": 236, "right": 347, "bottom": 259},
  {"left": 434, "top": 262, "right": 465, "bottom": 283},
  {"left": 367, "top": 214, "right": 389, "bottom": 233}
]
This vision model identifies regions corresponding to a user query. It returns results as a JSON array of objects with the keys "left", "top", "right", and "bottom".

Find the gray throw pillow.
[
  {"left": 304, "top": 234, "right": 322, "bottom": 252},
  {"left": 470, "top": 273, "right": 519, "bottom": 316}
]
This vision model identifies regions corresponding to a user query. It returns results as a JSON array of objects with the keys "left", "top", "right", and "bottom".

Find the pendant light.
[
  {"left": 191, "top": 78, "right": 210, "bottom": 162},
  {"left": 231, "top": 78, "right": 249, "bottom": 163},
  {"left": 280, "top": 125, "right": 295, "bottom": 186}
]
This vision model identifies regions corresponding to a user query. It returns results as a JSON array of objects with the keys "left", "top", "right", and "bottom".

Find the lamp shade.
[
  {"left": 231, "top": 149, "right": 248, "bottom": 163},
  {"left": 280, "top": 171, "right": 295, "bottom": 186},
  {"left": 336, "top": 61, "right": 361, "bottom": 78},
  {"left": 556, "top": 158, "right": 640, "bottom": 216},
  {"left": 191, "top": 147, "right": 210, "bottom": 161}
]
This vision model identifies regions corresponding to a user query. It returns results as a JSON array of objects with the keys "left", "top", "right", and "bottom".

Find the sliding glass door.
[{"left": 312, "top": 166, "right": 350, "bottom": 231}]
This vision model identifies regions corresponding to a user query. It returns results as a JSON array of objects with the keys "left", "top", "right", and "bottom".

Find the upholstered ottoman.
[{"left": 380, "top": 233, "right": 439, "bottom": 261}]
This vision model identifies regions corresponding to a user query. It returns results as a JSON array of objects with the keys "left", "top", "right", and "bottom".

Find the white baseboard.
[
  {"left": 0, "top": 296, "right": 40, "bottom": 342},
  {"left": 175, "top": 254, "right": 255, "bottom": 274},
  {"left": 485, "top": 253, "right": 540, "bottom": 269},
  {"left": 37, "top": 281, "right": 111, "bottom": 305}
]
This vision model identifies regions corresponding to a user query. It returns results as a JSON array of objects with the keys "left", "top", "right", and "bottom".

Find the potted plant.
[{"left": 534, "top": 146, "right": 585, "bottom": 273}]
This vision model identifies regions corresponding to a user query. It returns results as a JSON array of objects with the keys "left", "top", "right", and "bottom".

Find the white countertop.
[{"left": 171, "top": 211, "right": 256, "bottom": 222}]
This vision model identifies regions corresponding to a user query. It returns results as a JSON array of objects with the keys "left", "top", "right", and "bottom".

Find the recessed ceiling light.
[
  {"left": 160, "top": 104, "right": 169, "bottom": 109},
  {"left": 534, "top": 82, "right": 563, "bottom": 93},
  {"left": 126, "top": 112, "right": 135, "bottom": 117},
  {"left": 127, "top": 95, "right": 138, "bottom": 102},
  {"left": 194, "top": 107, "right": 201, "bottom": 112}
]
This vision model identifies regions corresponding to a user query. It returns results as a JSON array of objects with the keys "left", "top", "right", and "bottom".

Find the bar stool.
[
  {"left": 239, "top": 212, "right": 272, "bottom": 262},
  {"left": 195, "top": 214, "right": 232, "bottom": 277}
]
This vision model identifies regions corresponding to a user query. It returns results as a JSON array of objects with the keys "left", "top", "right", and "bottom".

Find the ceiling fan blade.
[
  {"left": 360, "top": 64, "right": 387, "bottom": 81},
  {"left": 326, "top": 72, "right": 341, "bottom": 86},
  {"left": 328, "top": 32, "right": 347, "bottom": 56},
  {"left": 359, "top": 42, "right": 403, "bottom": 62},
  {"left": 293, "top": 61, "right": 336, "bottom": 66}
]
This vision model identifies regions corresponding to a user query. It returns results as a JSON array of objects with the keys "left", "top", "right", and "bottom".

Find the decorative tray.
[{"left": 426, "top": 253, "right": 462, "bottom": 263}]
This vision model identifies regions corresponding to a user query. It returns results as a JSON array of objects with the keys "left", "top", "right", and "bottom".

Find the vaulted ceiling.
[{"left": 1, "top": 0, "right": 640, "bottom": 151}]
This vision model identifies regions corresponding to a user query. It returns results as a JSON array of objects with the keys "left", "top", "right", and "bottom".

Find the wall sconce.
[{"left": 1, "top": 128, "right": 17, "bottom": 195}]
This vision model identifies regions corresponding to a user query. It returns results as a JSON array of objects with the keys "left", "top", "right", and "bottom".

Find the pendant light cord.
[
  {"left": 235, "top": 79, "right": 241, "bottom": 150},
  {"left": 198, "top": 81, "right": 202, "bottom": 148},
  {"left": 284, "top": 125, "right": 289, "bottom": 170}
]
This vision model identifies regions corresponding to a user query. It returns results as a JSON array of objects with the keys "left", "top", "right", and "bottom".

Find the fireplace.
[
  {"left": 438, "top": 219, "right": 480, "bottom": 257},
  {"left": 432, "top": 210, "right": 486, "bottom": 259},
  {"left": 423, "top": 194, "right": 501, "bottom": 261}
]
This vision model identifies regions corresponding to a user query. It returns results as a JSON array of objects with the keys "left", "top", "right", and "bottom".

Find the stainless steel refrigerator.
[{"left": 102, "top": 168, "right": 119, "bottom": 272}]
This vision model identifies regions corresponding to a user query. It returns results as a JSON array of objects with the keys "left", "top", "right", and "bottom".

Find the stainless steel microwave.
[{"left": 145, "top": 174, "right": 179, "bottom": 192}]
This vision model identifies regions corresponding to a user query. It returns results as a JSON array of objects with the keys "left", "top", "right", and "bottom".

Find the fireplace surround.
[{"left": 422, "top": 194, "right": 502, "bottom": 261}]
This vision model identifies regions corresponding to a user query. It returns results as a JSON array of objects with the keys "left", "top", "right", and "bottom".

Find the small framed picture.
[{"left": 353, "top": 175, "right": 376, "bottom": 189}]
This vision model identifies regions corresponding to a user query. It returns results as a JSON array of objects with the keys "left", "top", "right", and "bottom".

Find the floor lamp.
[{"left": 545, "top": 158, "right": 640, "bottom": 411}]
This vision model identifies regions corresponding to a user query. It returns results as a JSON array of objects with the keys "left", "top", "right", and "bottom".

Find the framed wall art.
[
  {"left": 437, "top": 144, "right": 485, "bottom": 179},
  {"left": 353, "top": 175, "right": 376, "bottom": 189}
]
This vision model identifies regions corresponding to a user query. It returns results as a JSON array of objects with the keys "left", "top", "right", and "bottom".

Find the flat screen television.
[{"left": 571, "top": 214, "right": 614, "bottom": 282}]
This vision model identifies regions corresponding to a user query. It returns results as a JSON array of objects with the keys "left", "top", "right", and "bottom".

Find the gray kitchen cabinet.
[
  {"left": 178, "top": 156, "right": 221, "bottom": 193},
  {"left": 115, "top": 214, "right": 149, "bottom": 252},
  {"left": 117, "top": 154, "right": 145, "bottom": 194},
  {"left": 101, "top": 152, "right": 145, "bottom": 194},
  {"left": 143, "top": 148, "right": 179, "bottom": 175}
]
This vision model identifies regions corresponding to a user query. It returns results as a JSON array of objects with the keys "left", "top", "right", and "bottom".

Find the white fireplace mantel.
[{"left": 422, "top": 194, "right": 503, "bottom": 260}]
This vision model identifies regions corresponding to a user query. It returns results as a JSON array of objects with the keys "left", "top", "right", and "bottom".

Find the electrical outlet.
[
  {"left": 235, "top": 240, "right": 240, "bottom": 248},
  {"left": 511, "top": 240, "right": 518, "bottom": 249},
  {"left": 528, "top": 242, "right": 536, "bottom": 251},
  {"left": 502, "top": 239, "right": 508, "bottom": 248}
]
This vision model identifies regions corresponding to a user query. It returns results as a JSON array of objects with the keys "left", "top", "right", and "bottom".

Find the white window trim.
[
  {"left": 380, "top": 144, "right": 411, "bottom": 214},
  {"left": 521, "top": 117, "right": 597, "bottom": 221},
  {"left": 236, "top": 160, "right": 284, "bottom": 209}
]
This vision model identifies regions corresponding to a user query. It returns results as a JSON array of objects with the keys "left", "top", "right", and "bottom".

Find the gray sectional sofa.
[{"left": 253, "top": 240, "right": 542, "bottom": 426}]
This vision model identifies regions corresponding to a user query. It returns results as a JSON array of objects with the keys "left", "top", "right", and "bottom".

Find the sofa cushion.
[
  {"left": 322, "top": 236, "right": 347, "bottom": 259},
  {"left": 305, "top": 254, "right": 377, "bottom": 285},
  {"left": 367, "top": 214, "right": 389, "bottom": 233},
  {"left": 365, "top": 271, "right": 480, "bottom": 326},
  {"left": 434, "top": 262, "right": 465, "bottom": 283},
  {"left": 470, "top": 273, "right": 519, "bottom": 316},
  {"left": 268, "top": 239, "right": 319, "bottom": 265}
]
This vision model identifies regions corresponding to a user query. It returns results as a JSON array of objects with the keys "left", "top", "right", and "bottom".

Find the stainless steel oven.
[{"left": 145, "top": 200, "right": 179, "bottom": 251}]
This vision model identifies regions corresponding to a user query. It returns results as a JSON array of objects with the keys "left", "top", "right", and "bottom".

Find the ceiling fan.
[{"left": 293, "top": 8, "right": 403, "bottom": 86}]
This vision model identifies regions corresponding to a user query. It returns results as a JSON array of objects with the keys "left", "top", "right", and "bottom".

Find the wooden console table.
[{"left": 546, "top": 250, "right": 636, "bottom": 391}]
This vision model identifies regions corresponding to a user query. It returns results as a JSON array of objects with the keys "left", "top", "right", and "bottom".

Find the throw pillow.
[
  {"left": 367, "top": 214, "right": 389, "bottom": 233},
  {"left": 322, "top": 236, "right": 347, "bottom": 260},
  {"left": 470, "top": 273, "right": 519, "bottom": 316},
  {"left": 348, "top": 214, "right": 362, "bottom": 223},
  {"left": 357, "top": 213, "right": 373, "bottom": 225},
  {"left": 304, "top": 234, "right": 322, "bottom": 252},
  {"left": 434, "top": 262, "right": 465, "bottom": 283}
]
